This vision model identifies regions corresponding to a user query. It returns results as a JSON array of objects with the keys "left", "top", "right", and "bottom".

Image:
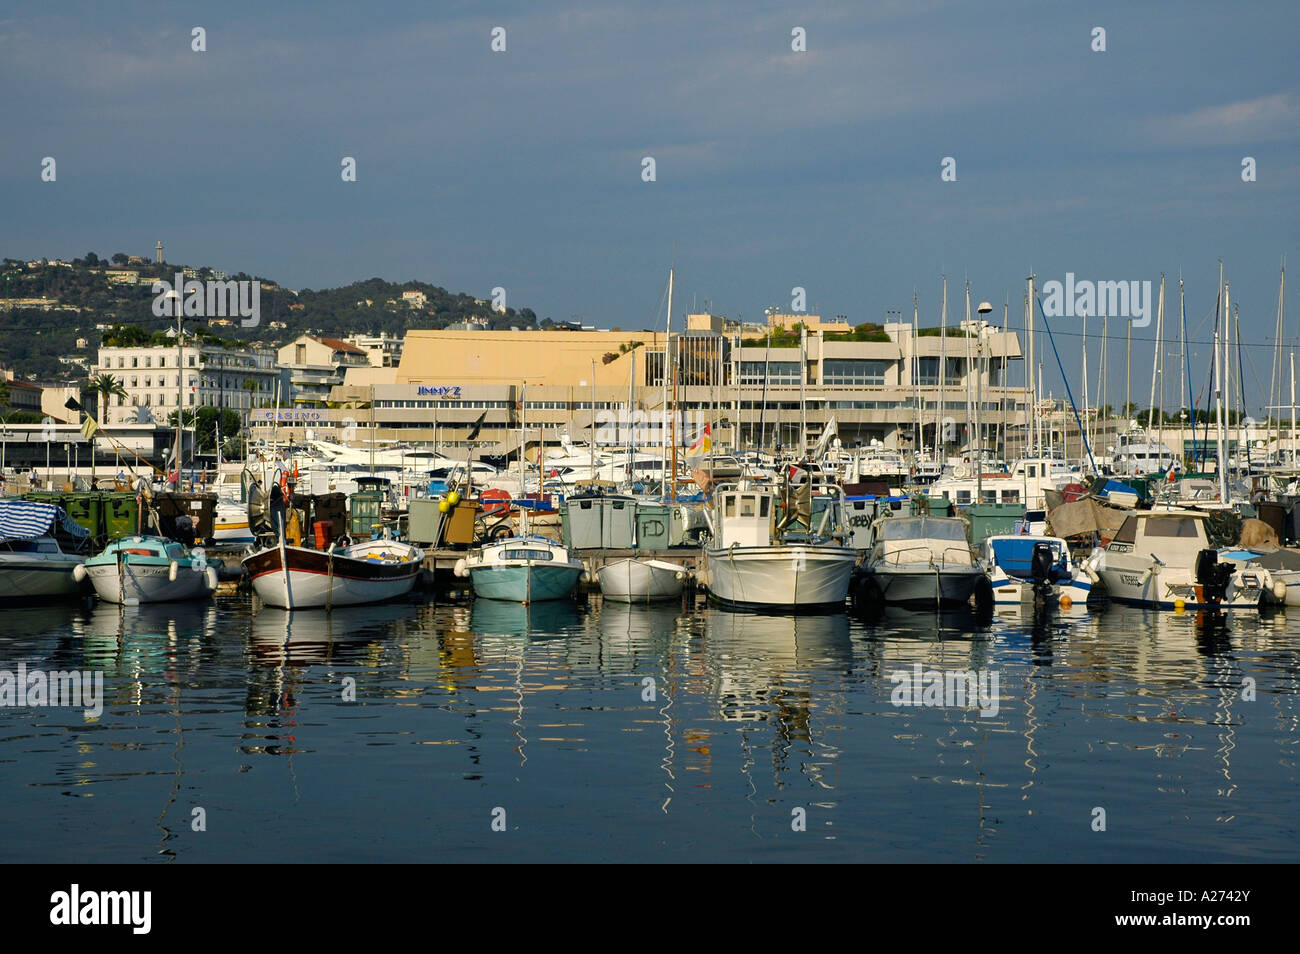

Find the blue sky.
[{"left": 3, "top": 0, "right": 1298, "bottom": 409}]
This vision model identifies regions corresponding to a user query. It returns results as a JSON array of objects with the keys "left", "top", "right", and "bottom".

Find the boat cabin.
[
  {"left": 871, "top": 516, "right": 974, "bottom": 566},
  {"left": 1106, "top": 511, "right": 1211, "bottom": 560},
  {"left": 714, "top": 489, "right": 775, "bottom": 547}
]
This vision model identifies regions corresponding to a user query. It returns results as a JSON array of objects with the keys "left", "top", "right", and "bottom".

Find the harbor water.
[{"left": 1, "top": 594, "right": 1296, "bottom": 863}]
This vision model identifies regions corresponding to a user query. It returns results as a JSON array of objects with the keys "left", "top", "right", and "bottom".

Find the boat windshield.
[
  {"left": 502, "top": 548, "right": 554, "bottom": 561},
  {"left": 879, "top": 517, "right": 967, "bottom": 542}
]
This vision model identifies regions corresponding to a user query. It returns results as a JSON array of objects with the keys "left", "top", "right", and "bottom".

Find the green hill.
[{"left": 0, "top": 254, "right": 545, "bottom": 382}]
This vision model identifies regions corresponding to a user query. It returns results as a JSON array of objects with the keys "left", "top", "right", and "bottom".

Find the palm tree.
[{"left": 86, "top": 373, "right": 128, "bottom": 481}]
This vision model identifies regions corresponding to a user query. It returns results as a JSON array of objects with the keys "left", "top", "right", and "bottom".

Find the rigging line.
[
  {"left": 1023, "top": 327, "right": 1289, "bottom": 352},
  {"left": 1033, "top": 293, "right": 1097, "bottom": 474}
]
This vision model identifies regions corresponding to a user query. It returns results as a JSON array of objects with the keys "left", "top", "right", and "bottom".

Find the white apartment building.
[{"left": 93, "top": 338, "right": 278, "bottom": 425}]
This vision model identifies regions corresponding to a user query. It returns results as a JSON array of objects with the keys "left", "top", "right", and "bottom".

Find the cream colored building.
[{"left": 249, "top": 318, "right": 1032, "bottom": 458}]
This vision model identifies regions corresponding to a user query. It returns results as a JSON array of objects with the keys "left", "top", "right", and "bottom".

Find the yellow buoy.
[
  {"left": 438, "top": 500, "right": 450, "bottom": 513},
  {"left": 1059, "top": 595, "right": 1072, "bottom": 609},
  {"left": 447, "top": 491, "right": 460, "bottom": 506},
  {"left": 1174, "top": 598, "right": 1186, "bottom": 613}
]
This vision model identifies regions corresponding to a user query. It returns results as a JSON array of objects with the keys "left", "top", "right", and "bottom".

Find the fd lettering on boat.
[
  {"left": 889, "top": 664, "right": 999, "bottom": 718},
  {"left": 49, "top": 884, "right": 151, "bottom": 934}
]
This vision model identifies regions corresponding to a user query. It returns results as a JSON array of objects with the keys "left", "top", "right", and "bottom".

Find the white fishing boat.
[
  {"left": 1082, "top": 509, "right": 1283, "bottom": 610},
  {"left": 244, "top": 536, "right": 424, "bottom": 609},
  {"left": 458, "top": 534, "right": 584, "bottom": 603},
  {"left": 704, "top": 483, "right": 856, "bottom": 610},
  {"left": 981, "top": 533, "right": 1093, "bottom": 609},
  {"left": 0, "top": 501, "right": 91, "bottom": 602},
  {"left": 856, "top": 515, "right": 987, "bottom": 607},
  {"left": 597, "top": 558, "right": 686, "bottom": 602}
]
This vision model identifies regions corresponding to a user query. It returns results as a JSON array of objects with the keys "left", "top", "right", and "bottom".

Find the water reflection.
[{"left": 0, "top": 592, "right": 1295, "bottom": 862}]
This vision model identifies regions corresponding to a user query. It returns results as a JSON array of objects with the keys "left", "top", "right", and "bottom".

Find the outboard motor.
[
  {"left": 1195, "top": 548, "right": 1233, "bottom": 605},
  {"left": 1030, "top": 542, "right": 1057, "bottom": 593}
]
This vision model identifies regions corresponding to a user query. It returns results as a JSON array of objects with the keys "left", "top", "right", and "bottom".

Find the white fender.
[
  {"left": 205, "top": 566, "right": 219, "bottom": 591},
  {"left": 1274, "top": 579, "right": 1287, "bottom": 602},
  {"left": 168, "top": 560, "right": 179, "bottom": 582},
  {"left": 453, "top": 558, "right": 467, "bottom": 578},
  {"left": 72, "top": 563, "right": 88, "bottom": 583}
]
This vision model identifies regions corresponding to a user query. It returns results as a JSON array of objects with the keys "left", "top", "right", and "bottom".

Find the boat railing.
[{"left": 879, "top": 544, "right": 974, "bottom": 568}]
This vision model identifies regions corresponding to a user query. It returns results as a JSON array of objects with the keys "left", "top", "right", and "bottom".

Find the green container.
[
  {"left": 962, "top": 502, "right": 1027, "bottom": 545},
  {"left": 349, "top": 491, "right": 385, "bottom": 538},
  {"left": 913, "top": 496, "right": 953, "bottom": 517},
  {"left": 635, "top": 503, "right": 670, "bottom": 549},
  {"left": 24, "top": 490, "right": 142, "bottom": 543}
]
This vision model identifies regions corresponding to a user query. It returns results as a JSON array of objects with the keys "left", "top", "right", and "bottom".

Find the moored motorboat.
[
  {"left": 855, "top": 515, "right": 987, "bottom": 607},
  {"left": 459, "top": 534, "right": 584, "bottom": 603},
  {"left": 981, "top": 533, "right": 1093, "bottom": 609},
  {"left": 0, "top": 500, "right": 92, "bottom": 602},
  {"left": 597, "top": 557, "right": 686, "bottom": 603},
  {"left": 1082, "top": 509, "right": 1282, "bottom": 610},
  {"left": 78, "top": 535, "right": 218, "bottom": 605}
]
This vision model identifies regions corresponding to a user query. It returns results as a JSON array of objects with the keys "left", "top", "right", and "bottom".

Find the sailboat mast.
[
  {"left": 668, "top": 267, "right": 677, "bottom": 496},
  {"left": 1179, "top": 275, "right": 1187, "bottom": 435},
  {"left": 964, "top": 279, "right": 973, "bottom": 454},
  {"left": 1081, "top": 311, "right": 1089, "bottom": 460},
  {"left": 1224, "top": 280, "right": 1232, "bottom": 477},
  {"left": 939, "top": 276, "right": 947, "bottom": 463},
  {"left": 1215, "top": 327, "right": 1227, "bottom": 501},
  {"left": 664, "top": 266, "right": 673, "bottom": 492},
  {"left": 1154, "top": 275, "right": 1166, "bottom": 465},
  {"left": 1026, "top": 275, "right": 1036, "bottom": 458},
  {"left": 912, "top": 293, "right": 922, "bottom": 461},
  {"left": 1000, "top": 300, "right": 1009, "bottom": 458}
]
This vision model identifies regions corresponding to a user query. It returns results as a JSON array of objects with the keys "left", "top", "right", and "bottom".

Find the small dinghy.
[{"left": 597, "top": 558, "right": 686, "bottom": 603}]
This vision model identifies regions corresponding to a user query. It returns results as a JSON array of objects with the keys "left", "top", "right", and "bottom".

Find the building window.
[
  {"left": 823, "top": 359, "right": 887, "bottom": 386},
  {"left": 739, "top": 361, "right": 800, "bottom": 386},
  {"left": 188, "top": 356, "right": 195, "bottom": 367}
]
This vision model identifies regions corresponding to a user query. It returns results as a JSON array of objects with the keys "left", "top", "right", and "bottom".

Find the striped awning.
[{"left": 0, "top": 500, "right": 90, "bottom": 542}]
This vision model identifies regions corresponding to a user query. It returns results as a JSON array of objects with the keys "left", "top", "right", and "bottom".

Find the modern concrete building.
[{"left": 249, "top": 317, "right": 1032, "bottom": 459}]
